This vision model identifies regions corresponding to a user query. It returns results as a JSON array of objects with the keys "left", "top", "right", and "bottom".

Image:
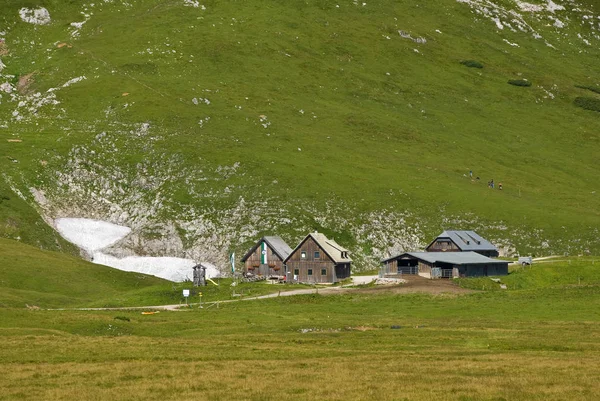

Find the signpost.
[{"left": 182, "top": 289, "right": 190, "bottom": 306}]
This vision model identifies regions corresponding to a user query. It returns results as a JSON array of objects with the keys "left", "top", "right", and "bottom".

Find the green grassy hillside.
[
  {"left": 0, "top": 179, "right": 77, "bottom": 253},
  {"left": 1, "top": 0, "right": 599, "bottom": 267},
  {"left": 0, "top": 238, "right": 175, "bottom": 307}
]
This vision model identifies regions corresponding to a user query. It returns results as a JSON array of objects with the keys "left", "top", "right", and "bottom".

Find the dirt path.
[
  {"left": 244, "top": 286, "right": 351, "bottom": 300},
  {"left": 58, "top": 276, "right": 470, "bottom": 311},
  {"left": 65, "top": 287, "right": 353, "bottom": 311},
  {"left": 357, "top": 275, "right": 473, "bottom": 295},
  {"left": 58, "top": 304, "right": 187, "bottom": 312}
]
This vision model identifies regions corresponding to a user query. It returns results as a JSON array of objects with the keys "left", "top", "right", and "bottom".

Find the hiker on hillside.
[
  {"left": 498, "top": 182, "right": 503, "bottom": 190},
  {"left": 469, "top": 170, "right": 473, "bottom": 178},
  {"left": 490, "top": 179, "right": 494, "bottom": 189}
]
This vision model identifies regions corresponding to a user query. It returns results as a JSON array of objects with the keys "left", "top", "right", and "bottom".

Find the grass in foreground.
[
  {"left": 1, "top": 286, "right": 599, "bottom": 400},
  {"left": 1, "top": 260, "right": 599, "bottom": 400}
]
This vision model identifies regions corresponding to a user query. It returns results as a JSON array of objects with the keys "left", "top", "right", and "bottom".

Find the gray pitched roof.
[
  {"left": 382, "top": 251, "right": 507, "bottom": 265},
  {"left": 240, "top": 236, "right": 293, "bottom": 262},
  {"left": 428, "top": 230, "right": 498, "bottom": 252},
  {"left": 264, "top": 236, "right": 293, "bottom": 260},
  {"left": 285, "top": 232, "right": 352, "bottom": 264}
]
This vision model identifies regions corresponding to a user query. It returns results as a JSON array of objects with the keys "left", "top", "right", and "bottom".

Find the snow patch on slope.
[
  {"left": 55, "top": 218, "right": 217, "bottom": 281},
  {"left": 92, "top": 253, "right": 203, "bottom": 282},
  {"left": 55, "top": 218, "right": 131, "bottom": 252}
]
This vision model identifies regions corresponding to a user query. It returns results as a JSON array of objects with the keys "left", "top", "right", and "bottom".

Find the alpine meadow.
[{"left": 1, "top": 0, "right": 600, "bottom": 400}]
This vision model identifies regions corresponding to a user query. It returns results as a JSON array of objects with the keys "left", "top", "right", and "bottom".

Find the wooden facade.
[
  {"left": 382, "top": 255, "right": 419, "bottom": 275},
  {"left": 426, "top": 239, "right": 460, "bottom": 252},
  {"left": 243, "top": 245, "right": 284, "bottom": 277},
  {"left": 241, "top": 237, "right": 291, "bottom": 278},
  {"left": 285, "top": 235, "right": 351, "bottom": 284}
]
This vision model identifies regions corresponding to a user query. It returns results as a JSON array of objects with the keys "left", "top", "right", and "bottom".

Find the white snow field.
[
  {"left": 55, "top": 218, "right": 219, "bottom": 282},
  {"left": 55, "top": 218, "right": 132, "bottom": 253}
]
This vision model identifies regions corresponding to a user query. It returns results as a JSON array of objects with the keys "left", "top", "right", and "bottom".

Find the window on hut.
[
  {"left": 308, "top": 269, "right": 313, "bottom": 276},
  {"left": 314, "top": 251, "right": 320, "bottom": 259},
  {"left": 301, "top": 251, "right": 306, "bottom": 259},
  {"left": 294, "top": 269, "right": 299, "bottom": 276},
  {"left": 321, "top": 269, "right": 327, "bottom": 276}
]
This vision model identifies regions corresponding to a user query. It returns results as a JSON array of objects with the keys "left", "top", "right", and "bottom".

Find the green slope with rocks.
[{"left": 1, "top": 0, "right": 599, "bottom": 270}]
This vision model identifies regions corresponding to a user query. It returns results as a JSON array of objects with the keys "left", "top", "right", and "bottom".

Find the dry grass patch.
[
  {"left": 17, "top": 72, "right": 36, "bottom": 94},
  {"left": 0, "top": 348, "right": 598, "bottom": 400}
]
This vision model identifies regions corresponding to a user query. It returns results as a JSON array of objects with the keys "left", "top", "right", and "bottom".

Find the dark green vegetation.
[
  {"left": 460, "top": 59, "right": 484, "bottom": 68},
  {"left": 574, "top": 96, "right": 600, "bottom": 112},
  {"left": 507, "top": 79, "right": 532, "bottom": 87},
  {"left": 1, "top": 259, "right": 600, "bottom": 400},
  {"left": 575, "top": 84, "right": 600, "bottom": 95}
]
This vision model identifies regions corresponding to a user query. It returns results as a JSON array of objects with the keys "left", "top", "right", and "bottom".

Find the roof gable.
[
  {"left": 241, "top": 236, "right": 293, "bottom": 262},
  {"left": 427, "top": 230, "right": 498, "bottom": 252},
  {"left": 284, "top": 233, "right": 352, "bottom": 264}
]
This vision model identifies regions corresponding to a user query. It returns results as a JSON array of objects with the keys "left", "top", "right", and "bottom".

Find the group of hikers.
[{"left": 469, "top": 170, "right": 502, "bottom": 190}]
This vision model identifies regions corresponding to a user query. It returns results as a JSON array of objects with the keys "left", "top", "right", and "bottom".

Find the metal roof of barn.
[
  {"left": 382, "top": 251, "right": 508, "bottom": 265},
  {"left": 427, "top": 230, "right": 498, "bottom": 252}
]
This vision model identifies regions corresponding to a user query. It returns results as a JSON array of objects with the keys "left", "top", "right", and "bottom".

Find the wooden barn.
[
  {"left": 284, "top": 232, "right": 352, "bottom": 284},
  {"left": 241, "top": 236, "right": 293, "bottom": 277},
  {"left": 381, "top": 252, "right": 508, "bottom": 278},
  {"left": 425, "top": 230, "right": 500, "bottom": 258}
]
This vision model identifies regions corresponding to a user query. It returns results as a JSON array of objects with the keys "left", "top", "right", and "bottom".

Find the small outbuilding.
[
  {"left": 241, "top": 236, "right": 293, "bottom": 277},
  {"left": 284, "top": 232, "right": 352, "bottom": 283},
  {"left": 381, "top": 251, "right": 508, "bottom": 278},
  {"left": 426, "top": 230, "right": 500, "bottom": 258}
]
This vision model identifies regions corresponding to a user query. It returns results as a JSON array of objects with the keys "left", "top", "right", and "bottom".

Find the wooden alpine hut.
[
  {"left": 241, "top": 236, "right": 293, "bottom": 277},
  {"left": 284, "top": 232, "right": 352, "bottom": 284}
]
